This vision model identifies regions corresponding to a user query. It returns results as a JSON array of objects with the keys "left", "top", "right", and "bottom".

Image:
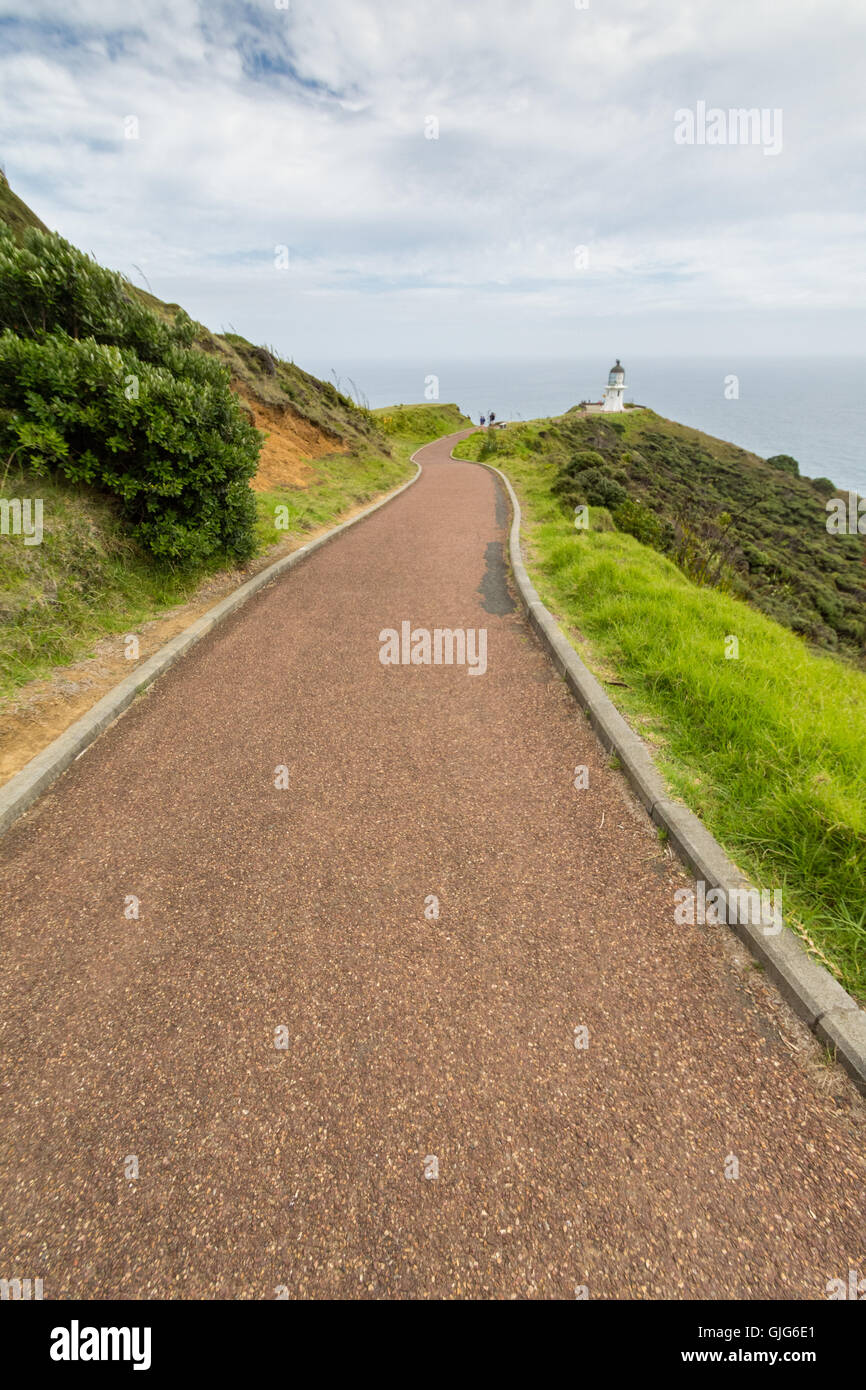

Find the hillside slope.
[
  {"left": 0, "top": 172, "right": 384, "bottom": 481},
  {"left": 0, "top": 171, "right": 49, "bottom": 238},
  {"left": 480, "top": 408, "right": 865, "bottom": 661},
  {"left": 0, "top": 174, "right": 471, "bottom": 712}
]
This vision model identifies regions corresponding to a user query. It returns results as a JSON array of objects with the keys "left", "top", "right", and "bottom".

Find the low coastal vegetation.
[{"left": 455, "top": 421, "right": 866, "bottom": 1000}]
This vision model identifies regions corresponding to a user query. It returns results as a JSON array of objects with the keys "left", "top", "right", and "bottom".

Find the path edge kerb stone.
[
  {"left": 0, "top": 456, "right": 425, "bottom": 843},
  {"left": 462, "top": 445, "right": 866, "bottom": 1094}
]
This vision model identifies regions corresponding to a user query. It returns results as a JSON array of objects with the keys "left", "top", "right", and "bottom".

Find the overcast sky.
[{"left": 1, "top": 0, "right": 864, "bottom": 364}]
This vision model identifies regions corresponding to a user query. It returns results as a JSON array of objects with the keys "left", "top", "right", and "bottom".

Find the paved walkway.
[{"left": 0, "top": 432, "right": 863, "bottom": 1298}]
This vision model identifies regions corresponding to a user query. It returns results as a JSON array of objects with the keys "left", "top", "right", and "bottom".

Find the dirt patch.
[
  {"left": 0, "top": 491, "right": 395, "bottom": 788},
  {"left": 237, "top": 394, "right": 348, "bottom": 490}
]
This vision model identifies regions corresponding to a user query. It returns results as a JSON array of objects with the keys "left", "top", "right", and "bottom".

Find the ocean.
[{"left": 305, "top": 357, "right": 866, "bottom": 497}]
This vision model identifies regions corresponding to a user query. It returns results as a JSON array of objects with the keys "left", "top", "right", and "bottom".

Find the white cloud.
[{"left": 0, "top": 0, "right": 864, "bottom": 358}]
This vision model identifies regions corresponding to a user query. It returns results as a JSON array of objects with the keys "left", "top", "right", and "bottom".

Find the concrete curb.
[
  {"left": 0, "top": 457, "right": 424, "bottom": 842},
  {"left": 463, "top": 446, "right": 866, "bottom": 1094}
]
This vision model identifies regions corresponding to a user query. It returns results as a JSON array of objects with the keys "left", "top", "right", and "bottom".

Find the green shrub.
[
  {"left": 558, "top": 467, "right": 628, "bottom": 510},
  {"left": 567, "top": 449, "right": 607, "bottom": 473},
  {"left": 587, "top": 505, "right": 615, "bottom": 532},
  {"left": 613, "top": 496, "right": 664, "bottom": 547},
  {"left": 0, "top": 224, "right": 197, "bottom": 358},
  {"left": 0, "top": 223, "right": 261, "bottom": 564},
  {"left": 0, "top": 330, "right": 260, "bottom": 564},
  {"left": 766, "top": 453, "right": 799, "bottom": 476},
  {"left": 742, "top": 543, "right": 772, "bottom": 572},
  {"left": 811, "top": 476, "right": 837, "bottom": 497},
  {"left": 812, "top": 585, "right": 844, "bottom": 624}
]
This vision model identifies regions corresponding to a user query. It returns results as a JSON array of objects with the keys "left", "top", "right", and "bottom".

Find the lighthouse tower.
[{"left": 602, "top": 359, "right": 626, "bottom": 412}]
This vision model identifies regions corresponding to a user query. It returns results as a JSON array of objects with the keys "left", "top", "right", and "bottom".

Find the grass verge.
[{"left": 455, "top": 427, "right": 866, "bottom": 1002}]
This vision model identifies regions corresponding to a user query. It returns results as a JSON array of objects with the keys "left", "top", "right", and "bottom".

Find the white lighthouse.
[{"left": 602, "top": 359, "right": 626, "bottom": 412}]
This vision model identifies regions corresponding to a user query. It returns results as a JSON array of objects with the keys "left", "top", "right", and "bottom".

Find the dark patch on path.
[
  {"left": 478, "top": 540, "right": 516, "bottom": 616},
  {"left": 492, "top": 473, "right": 509, "bottom": 529}
]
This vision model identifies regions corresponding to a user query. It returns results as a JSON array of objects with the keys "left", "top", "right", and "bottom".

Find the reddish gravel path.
[{"left": 0, "top": 430, "right": 863, "bottom": 1300}]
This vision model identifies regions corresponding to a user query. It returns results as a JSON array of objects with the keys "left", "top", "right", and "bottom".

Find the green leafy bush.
[
  {"left": 556, "top": 466, "right": 628, "bottom": 510},
  {"left": 811, "top": 476, "right": 837, "bottom": 497},
  {"left": 552, "top": 448, "right": 629, "bottom": 509},
  {"left": 586, "top": 505, "right": 615, "bottom": 532},
  {"left": 567, "top": 449, "right": 607, "bottom": 472},
  {"left": 0, "top": 223, "right": 196, "bottom": 357},
  {"left": 612, "top": 496, "right": 665, "bottom": 547},
  {"left": 766, "top": 453, "right": 799, "bottom": 476},
  {"left": 0, "top": 225, "right": 260, "bottom": 564},
  {"left": 0, "top": 330, "right": 260, "bottom": 564}
]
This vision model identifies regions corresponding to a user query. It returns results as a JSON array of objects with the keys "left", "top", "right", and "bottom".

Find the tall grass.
[{"left": 0, "top": 471, "right": 207, "bottom": 698}]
